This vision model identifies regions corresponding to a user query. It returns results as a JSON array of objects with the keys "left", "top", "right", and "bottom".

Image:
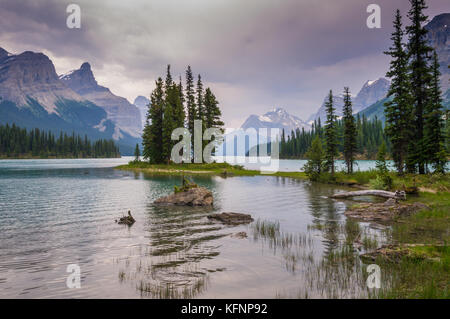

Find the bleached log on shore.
[{"left": 331, "top": 190, "right": 406, "bottom": 200}]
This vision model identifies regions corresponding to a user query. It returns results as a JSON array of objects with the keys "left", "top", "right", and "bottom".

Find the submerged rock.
[
  {"left": 154, "top": 187, "right": 213, "bottom": 206},
  {"left": 116, "top": 210, "right": 135, "bottom": 225},
  {"left": 207, "top": 212, "right": 254, "bottom": 225},
  {"left": 231, "top": 232, "right": 248, "bottom": 239},
  {"left": 345, "top": 201, "right": 429, "bottom": 222}
]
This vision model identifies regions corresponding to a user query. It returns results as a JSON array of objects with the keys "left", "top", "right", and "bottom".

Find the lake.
[{"left": 0, "top": 157, "right": 387, "bottom": 298}]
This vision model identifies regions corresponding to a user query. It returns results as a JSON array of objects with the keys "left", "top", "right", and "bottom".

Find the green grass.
[
  {"left": 373, "top": 190, "right": 450, "bottom": 298},
  {"left": 373, "top": 248, "right": 449, "bottom": 299},
  {"left": 116, "top": 160, "right": 310, "bottom": 179}
]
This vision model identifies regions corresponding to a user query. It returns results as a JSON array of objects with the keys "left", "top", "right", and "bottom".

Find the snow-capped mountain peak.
[
  {"left": 308, "top": 77, "right": 390, "bottom": 123},
  {"left": 241, "top": 107, "right": 311, "bottom": 134}
]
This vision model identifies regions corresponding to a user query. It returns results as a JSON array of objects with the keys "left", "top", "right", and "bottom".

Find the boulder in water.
[
  {"left": 207, "top": 212, "right": 254, "bottom": 225},
  {"left": 154, "top": 187, "right": 213, "bottom": 206}
]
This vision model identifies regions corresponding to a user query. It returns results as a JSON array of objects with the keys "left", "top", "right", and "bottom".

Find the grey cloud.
[{"left": 0, "top": 0, "right": 448, "bottom": 125}]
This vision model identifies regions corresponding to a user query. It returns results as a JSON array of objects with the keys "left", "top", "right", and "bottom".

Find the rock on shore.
[
  {"left": 360, "top": 244, "right": 444, "bottom": 263},
  {"left": 154, "top": 187, "right": 213, "bottom": 206},
  {"left": 345, "top": 200, "right": 429, "bottom": 222}
]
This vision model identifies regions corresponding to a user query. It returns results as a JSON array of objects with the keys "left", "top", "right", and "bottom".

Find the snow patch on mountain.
[{"left": 241, "top": 107, "right": 311, "bottom": 134}]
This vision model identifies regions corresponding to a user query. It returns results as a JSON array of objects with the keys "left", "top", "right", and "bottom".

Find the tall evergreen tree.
[
  {"left": 185, "top": 66, "right": 196, "bottom": 149},
  {"left": 384, "top": 9, "right": 413, "bottom": 174},
  {"left": 134, "top": 143, "right": 140, "bottom": 162},
  {"left": 406, "top": 0, "right": 433, "bottom": 174},
  {"left": 196, "top": 75, "right": 207, "bottom": 150},
  {"left": 424, "top": 51, "right": 447, "bottom": 173},
  {"left": 174, "top": 79, "right": 186, "bottom": 129},
  {"left": 142, "top": 77, "right": 165, "bottom": 163},
  {"left": 196, "top": 75, "right": 204, "bottom": 121},
  {"left": 204, "top": 88, "right": 224, "bottom": 130},
  {"left": 165, "top": 64, "right": 173, "bottom": 89},
  {"left": 342, "top": 87, "right": 357, "bottom": 174},
  {"left": 324, "top": 90, "right": 338, "bottom": 175},
  {"left": 177, "top": 76, "right": 185, "bottom": 127}
]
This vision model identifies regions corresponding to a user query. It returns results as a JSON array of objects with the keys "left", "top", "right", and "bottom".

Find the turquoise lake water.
[{"left": 0, "top": 158, "right": 387, "bottom": 298}]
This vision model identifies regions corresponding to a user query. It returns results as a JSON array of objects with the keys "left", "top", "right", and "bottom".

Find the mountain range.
[
  {"left": 241, "top": 107, "right": 311, "bottom": 134},
  {"left": 60, "top": 63, "right": 142, "bottom": 139},
  {"left": 0, "top": 48, "right": 141, "bottom": 154},
  {"left": 0, "top": 13, "right": 447, "bottom": 156},
  {"left": 307, "top": 78, "right": 391, "bottom": 124}
]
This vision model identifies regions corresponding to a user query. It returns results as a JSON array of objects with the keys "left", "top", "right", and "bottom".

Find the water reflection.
[{"left": 0, "top": 159, "right": 388, "bottom": 298}]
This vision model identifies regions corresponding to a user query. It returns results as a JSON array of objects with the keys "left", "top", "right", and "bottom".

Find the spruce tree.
[
  {"left": 324, "top": 90, "right": 338, "bottom": 175},
  {"left": 342, "top": 87, "right": 357, "bottom": 174},
  {"left": 196, "top": 75, "right": 207, "bottom": 151},
  {"left": 203, "top": 87, "right": 224, "bottom": 155},
  {"left": 185, "top": 66, "right": 196, "bottom": 151},
  {"left": 162, "top": 96, "right": 175, "bottom": 163},
  {"left": 375, "top": 141, "right": 388, "bottom": 174},
  {"left": 303, "top": 136, "right": 325, "bottom": 181},
  {"left": 406, "top": 0, "right": 433, "bottom": 174},
  {"left": 204, "top": 88, "right": 224, "bottom": 130},
  {"left": 165, "top": 64, "right": 173, "bottom": 89},
  {"left": 196, "top": 75, "right": 204, "bottom": 121},
  {"left": 374, "top": 141, "right": 393, "bottom": 190},
  {"left": 142, "top": 77, "right": 165, "bottom": 163},
  {"left": 177, "top": 77, "right": 185, "bottom": 128},
  {"left": 384, "top": 9, "right": 413, "bottom": 174},
  {"left": 424, "top": 51, "right": 447, "bottom": 173},
  {"left": 134, "top": 143, "right": 140, "bottom": 162}
]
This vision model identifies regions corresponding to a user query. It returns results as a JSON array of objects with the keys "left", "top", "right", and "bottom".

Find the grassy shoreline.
[{"left": 115, "top": 161, "right": 311, "bottom": 179}]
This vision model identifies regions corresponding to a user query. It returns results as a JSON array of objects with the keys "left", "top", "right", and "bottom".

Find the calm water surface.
[{"left": 0, "top": 158, "right": 386, "bottom": 298}]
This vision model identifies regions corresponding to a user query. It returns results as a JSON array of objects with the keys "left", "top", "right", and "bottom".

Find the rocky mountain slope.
[
  {"left": 308, "top": 78, "right": 390, "bottom": 124},
  {"left": 426, "top": 13, "right": 449, "bottom": 92},
  {"left": 0, "top": 48, "right": 139, "bottom": 154},
  {"left": 60, "top": 63, "right": 142, "bottom": 138},
  {"left": 0, "top": 48, "right": 83, "bottom": 113}
]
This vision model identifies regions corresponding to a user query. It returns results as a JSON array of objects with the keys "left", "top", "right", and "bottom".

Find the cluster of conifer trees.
[
  {"left": 280, "top": 114, "right": 387, "bottom": 161},
  {"left": 383, "top": 0, "right": 447, "bottom": 174},
  {"left": 302, "top": 87, "right": 361, "bottom": 177},
  {"left": 305, "top": 0, "right": 447, "bottom": 177},
  {"left": 0, "top": 124, "right": 120, "bottom": 158},
  {"left": 142, "top": 65, "right": 224, "bottom": 164}
]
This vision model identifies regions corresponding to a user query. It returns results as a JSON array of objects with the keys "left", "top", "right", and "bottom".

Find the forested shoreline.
[
  {"left": 0, "top": 124, "right": 121, "bottom": 159},
  {"left": 251, "top": 115, "right": 388, "bottom": 160}
]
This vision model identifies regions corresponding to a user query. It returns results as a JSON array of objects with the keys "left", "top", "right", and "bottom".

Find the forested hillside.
[{"left": 0, "top": 124, "right": 120, "bottom": 158}]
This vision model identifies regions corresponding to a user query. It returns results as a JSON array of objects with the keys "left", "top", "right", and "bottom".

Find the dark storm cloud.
[{"left": 0, "top": 0, "right": 448, "bottom": 126}]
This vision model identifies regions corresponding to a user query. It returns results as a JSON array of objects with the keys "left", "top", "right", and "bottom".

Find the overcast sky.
[{"left": 0, "top": 0, "right": 448, "bottom": 127}]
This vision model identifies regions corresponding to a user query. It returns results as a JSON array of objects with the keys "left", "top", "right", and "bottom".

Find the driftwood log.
[{"left": 331, "top": 190, "right": 406, "bottom": 200}]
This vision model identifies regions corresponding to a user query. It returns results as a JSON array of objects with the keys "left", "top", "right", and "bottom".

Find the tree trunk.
[{"left": 331, "top": 190, "right": 406, "bottom": 200}]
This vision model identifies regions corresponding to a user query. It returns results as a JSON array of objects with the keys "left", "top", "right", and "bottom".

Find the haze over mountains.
[
  {"left": 307, "top": 78, "right": 390, "bottom": 124},
  {"left": 241, "top": 107, "right": 311, "bottom": 133},
  {"left": 0, "top": 13, "right": 447, "bottom": 156},
  {"left": 242, "top": 13, "right": 449, "bottom": 131},
  {"left": 133, "top": 95, "right": 150, "bottom": 129},
  {"left": 0, "top": 48, "right": 141, "bottom": 154}
]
